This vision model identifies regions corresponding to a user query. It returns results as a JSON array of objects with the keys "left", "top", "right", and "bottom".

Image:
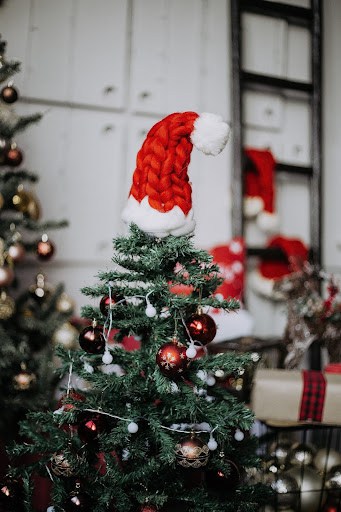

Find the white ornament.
[
  {"left": 101, "top": 363, "right": 125, "bottom": 376},
  {"left": 145, "top": 303, "right": 157, "bottom": 317},
  {"left": 208, "top": 437, "right": 218, "bottom": 451},
  {"left": 206, "top": 375, "right": 216, "bottom": 386},
  {"left": 196, "top": 370, "right": 207, "bottom": 382},
  {"left": 234, "top": 429, "right": 245, "bottom": 442},
  {"left": 127, "top": 421, "right": 139, "bottom": 433},
  {"left": 102, "top": 350, "right": 113, "bottom": 365},
  {"left": 186, "top": 345, "right": 197, "bottom": 359},
  {"left": 160, "top": 307, "right": 171, "bottom": 318},
  {"left": 47, "top": 507, "right": 55, "bottom": 512}
]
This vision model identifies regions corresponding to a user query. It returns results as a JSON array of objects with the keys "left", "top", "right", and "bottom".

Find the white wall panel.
[
  {"left": 243, "top": 91, "right": 284, "bottom": 130},
  {"left": 286, "top": 25, "right": 311, "bottom": 82},
  {"left": 282, "top": 99, "right": 311, "bottom": 165},
  {"left": 70, "top": 0, "right": 128, "bottom": 108}
]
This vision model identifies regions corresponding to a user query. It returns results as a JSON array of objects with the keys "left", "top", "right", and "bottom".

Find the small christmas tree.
[
  {"left": 9, "top": 112, "right": 268, "bottom": 511},
  {"left": 0, "top": 35, "right": 74, "bottom": 440}
]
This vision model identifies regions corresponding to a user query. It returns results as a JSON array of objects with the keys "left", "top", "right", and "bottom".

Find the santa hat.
[
  {"left": 250, "top": 235, "right": 308, "bottom": 299},
  {"left": 122, "top": 112, "right": 230, "bottom": 237},
  {"left": 243, "top": 148, "right": 279, "bottom": 232}
]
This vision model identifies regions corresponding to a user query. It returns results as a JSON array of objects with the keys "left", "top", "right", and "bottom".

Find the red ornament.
[
  {"left": 63, "top": 492, "right": 89, "bottom": 511},
  {"left": 185, "top": 311, "right": 217, "bottom": 345},
  {"left": 140, "top": 505, "right": 158, "bottom": 512},
  {"left": 6, "top": 146, "right": 23, "bottom": 167},
  {"left": 156, "top": 338, "right": 188, "bottom": 378},
  {"left": 1, "top": 84, "right": 18, "bottom": 104},
  {"left": 99, "top": 293, "right": 125, "bottom": 316},
  {"left": 0, "top": 479, "right": 23, "bottom": 511},
  {"left": 205, "top": 460, "right": 241, "bottom": 494},
  {"left": 79, "top": 324, "right": 105, "bottom": 354},
  {"left": 78, "top": 413, "right": 106, "bottom": 443},
  {"left": 175, "top": 435, "right": 209, "bottom": 468},
  {"left": 57, "top": 390, "right": 85, "bottom": 412},
  {"left": 36, "top": 234, "right": 55, "bottom": 261}
]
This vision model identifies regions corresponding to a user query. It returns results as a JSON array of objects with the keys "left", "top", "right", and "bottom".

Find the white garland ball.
[
  {"left": 145, "top": 304, "right": 157, "bottom": 317},
  {"left": 127, "top": 421, "right": 139, "bottom": 433},
  {"left": 234, "top": 429, "right": 245, "bottom": 442},
  {"left": 208, "top": 438, "right": 218, "bottom": 451},
  {"left": 186, "top": 345, "right": 197, "bottom": 359},
  {"left": 206, "top": 375, "right": 216, "bottom": 386},
  {"left": 102, "top": 350, "right": 113, "bottom": 365}
]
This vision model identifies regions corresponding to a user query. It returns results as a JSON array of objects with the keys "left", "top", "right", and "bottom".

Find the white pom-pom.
[
  {"left": 83, "top": 362, "right": 94, "bottom": 374},
  {"left": 256, "top": 210, "right": 279, "bottom": 233},
  {"left": 243, "top": 196, "right": 264, "bottom": 218},
  {"left": 186, "top": 344, "right": 197, "bottom": 359},
  {"left": 102, "top": 350, "right": 113, "bottom": 365},
  {"left": 191, "top": 113, "right": 230, "bottom": 156},
  {"left": 234, "top": 429, "right": 245, "bottom": 442},
  {"left": 206, "top": 395, "right": 215, "bottom": 402},
  {"left": 145, "top": 303, "right": 157, "bottom": 317},
  {"left": 206, "top": 375, "right": 216, "bottom": 386},
  {"left": 47, "top": 507, "right": 55, "bottom": 512},
  {"left": 214, "top": 293, "right": 224, "bottom": 302},
  {"left": 127, "top": 421, "right": 139, "bottom": 433},
  {"left": 208, "top": 437, "right": 218, "bottom": 451}
]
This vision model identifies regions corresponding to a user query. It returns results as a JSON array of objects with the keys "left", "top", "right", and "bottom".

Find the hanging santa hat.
[
  {"left": 250, "top": 235, "right": 309, "bottom": 299},
  {"left": 243, "top": 148, "right": 279, "bottom": 232},
  {"left": 122, "top": 111, "right": 230, "bottom": 237}
]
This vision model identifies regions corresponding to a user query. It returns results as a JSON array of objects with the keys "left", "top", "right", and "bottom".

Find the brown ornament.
[
  {"left": 53, "top": 322, "right": 78, "bottom": 349},
  {"left": 0, "top": 139, "right": 11, "bottom": 164},
  {"left": 0, "top": 192, "right": 4, "bottom": 209},
  {"left": 0, "top": 290, "right": 15, "bottom": 320},
  {"left": 13, "top": 363, "right": 37, "bottom": 391},
  {"left": 50, "top": 452, "right": 74, "bottom": 477},
  {"left": 36, "top": 234, "right": 55, "bottom": 261},
  {"left": 1, "top": 84, "right": 18, "bottom": 104},
  {"left": 12, "top": 187, "right": 31, "bottom": 213},
  {"left": 27, "top": 196, "right": 41, "bottom": 220},
  {"left": 79, "top": 321, "right": 105, "bottom": 354},
  {"left": 0, "top": 265, "right": 14, "bottom": 287},
  {"left": 175, "top": 435, "right": 209, "bottom": 468},
  {"left": 6, "top": 146, "right": 23, "bottom": 167}
]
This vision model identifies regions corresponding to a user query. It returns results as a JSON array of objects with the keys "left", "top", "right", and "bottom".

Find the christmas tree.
[
  {"left": 0, "top": 35, "right": 74, "bottom": 441},
  {"left": 8, "top": 112, "right": 268, "bottom": 511}
]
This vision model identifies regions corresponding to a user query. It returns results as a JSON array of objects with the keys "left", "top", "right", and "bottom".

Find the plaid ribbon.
[{"left": 299, "top": 370, "right": 326, "bottom": 422}]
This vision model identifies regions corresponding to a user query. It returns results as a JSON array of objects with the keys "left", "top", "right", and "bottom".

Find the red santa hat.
[
  {"left": 122, "top": 112, "right": 230, "bottom": 237},
  {"left": 250, "top": 235, "right": 309, "bottom": 299},
  {"left": 243, "top": 148, "right": 279, "bottom": 232}
]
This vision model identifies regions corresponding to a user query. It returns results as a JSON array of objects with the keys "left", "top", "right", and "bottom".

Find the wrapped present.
[{"left": 251, "top": 368, "right": 341, "bottom": 426}]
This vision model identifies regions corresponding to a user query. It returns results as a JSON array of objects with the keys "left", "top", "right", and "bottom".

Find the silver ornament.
[
  {"left": 270, "top": 439, "right": 292, "bottom": 467},
  {"left": 314, "top": 448, "right": 341, "bottom": 474},
  {"left": 325, "top": 464, "right": 341, "bottom": 490},
  {"left": 286, "top": 466, "right": 325, "bottom": 512},
  {"left": 270, "top": 473, "right": 299, "bottom": 510},
  {"left": 288, "top": 442, "right": 316, "bottom": 467}
]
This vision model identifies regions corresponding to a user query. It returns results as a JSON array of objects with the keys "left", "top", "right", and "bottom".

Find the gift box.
[{"left": 251, "top": 368, "right": 341, "bottom": 426}]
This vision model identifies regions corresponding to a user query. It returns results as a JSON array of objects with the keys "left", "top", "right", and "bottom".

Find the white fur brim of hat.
[
  {"left": 243, "top": 196, "right": 264, "bottom": 218},
  {"left": 121, "top": 196, "right": 196, "bottom": 238},
  {"left": 191, "top": 112, "right": 230, "bottom": 156},
  {"left": 249, "top": 270, "right": 285, "bottom": 301},
  {"left": 257, "top": 210, "right": 279, "bottom": 233}
]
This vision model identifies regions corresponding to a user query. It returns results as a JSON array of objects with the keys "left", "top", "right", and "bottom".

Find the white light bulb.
[
  {"left": 186, "top": 345, "right": 197, "bottom": 359},
  {"left": 102, "top": 350, "right": 113, "bottom": 365},
  {"left": 208, "top": 438, "right": 218, "bottom": 451},
  {"left": 127, "top": 421, "right": 139, "bottom": 433},
  {"left": 145, "top": 303, "right": 157, "bottom": 317}
]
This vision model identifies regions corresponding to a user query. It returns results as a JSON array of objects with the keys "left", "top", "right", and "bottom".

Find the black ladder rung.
[
  {"left": 241, "top": 71, "right": 313, "bottom": 93},
  {"left": 276, "top": 162, "right": 313, "bottom": 176},
  {"left": 240, "top": 0, "right": 313, "bottom": 27},
  {"left": 246, "top": 247, "right": 287, "bottom": 260}
]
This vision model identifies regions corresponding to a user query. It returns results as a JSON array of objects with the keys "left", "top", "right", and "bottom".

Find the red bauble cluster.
[
  {"left": 79, "top": 324, "right": 105, "bottom": 354},
  {"left": 185, "top": 312, "right": 216, "bottom": 345},
  {"left": 156, "top": 338, "right": 188, "bottom": 378},
  {"left": 99, "top": 293, "right": 125, "bottom": 316}
]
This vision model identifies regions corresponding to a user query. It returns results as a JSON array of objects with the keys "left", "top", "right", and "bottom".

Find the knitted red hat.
[
  {"left": 122, "top": 112, "right": 230, "bottom": 237},
  {"left": 250, "top": 235, "right": 308, "bottom": 298},
  {"left": 243, "top": 148, "right": 279, "bottom": 232}
]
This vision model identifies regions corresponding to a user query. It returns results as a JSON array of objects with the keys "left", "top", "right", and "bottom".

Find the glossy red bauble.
[
  {"left": 6, "top": 147, "right": 23, "bottom": 167},
  {"left": 79, "top": 325, "right": 105, "bottom": 354},
  {"left": 205, "top": 460, "right": 241, "bottom": 494},
  {"left": 78, "top": 414, "right": 106, "bottom": 443},
  {"left": 1, "top": 85, "right": 18, "bottom": 103},
  {"left": 156, "top": 339, "right": 188, "bottom": 378},
  {"left": 57, "top": 390, "right": 85, "bottom": 412},
  {"left": 139, "top": 505, "right": 158, "bottom": 512},
  {"left": 99, "top": 293, "right": 125, "bottom": 316},
  {"left": 36, "top": 235, "right": 55, "bottom": 261},
  {"left": 185, "top": 312, "right": 217, "bottom": 345}
]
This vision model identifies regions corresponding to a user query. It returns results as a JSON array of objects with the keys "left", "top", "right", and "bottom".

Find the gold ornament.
[
  {"left": 0, "top": 290, "right": 15, "bottom": 320},
  {"left": 175, "top": 434, "right": 209, "bottom": 468},
  {"left": 56, "top": 292, "right": 75, "bottom": 315},
  {"left": 52, "top": 322, "right": 78, "bottom": 349},
  {"left": 50, "top": 453, "right": 74, "bottom": 477},
  {"left": 27, "top": 196, "right": 41, "bottom": 220},
  {"left": 13, "top": 363, "right": 37, "bottom": 391},
  {"left": 12, "top": 185, "right": 31, "bottom": 213}
]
